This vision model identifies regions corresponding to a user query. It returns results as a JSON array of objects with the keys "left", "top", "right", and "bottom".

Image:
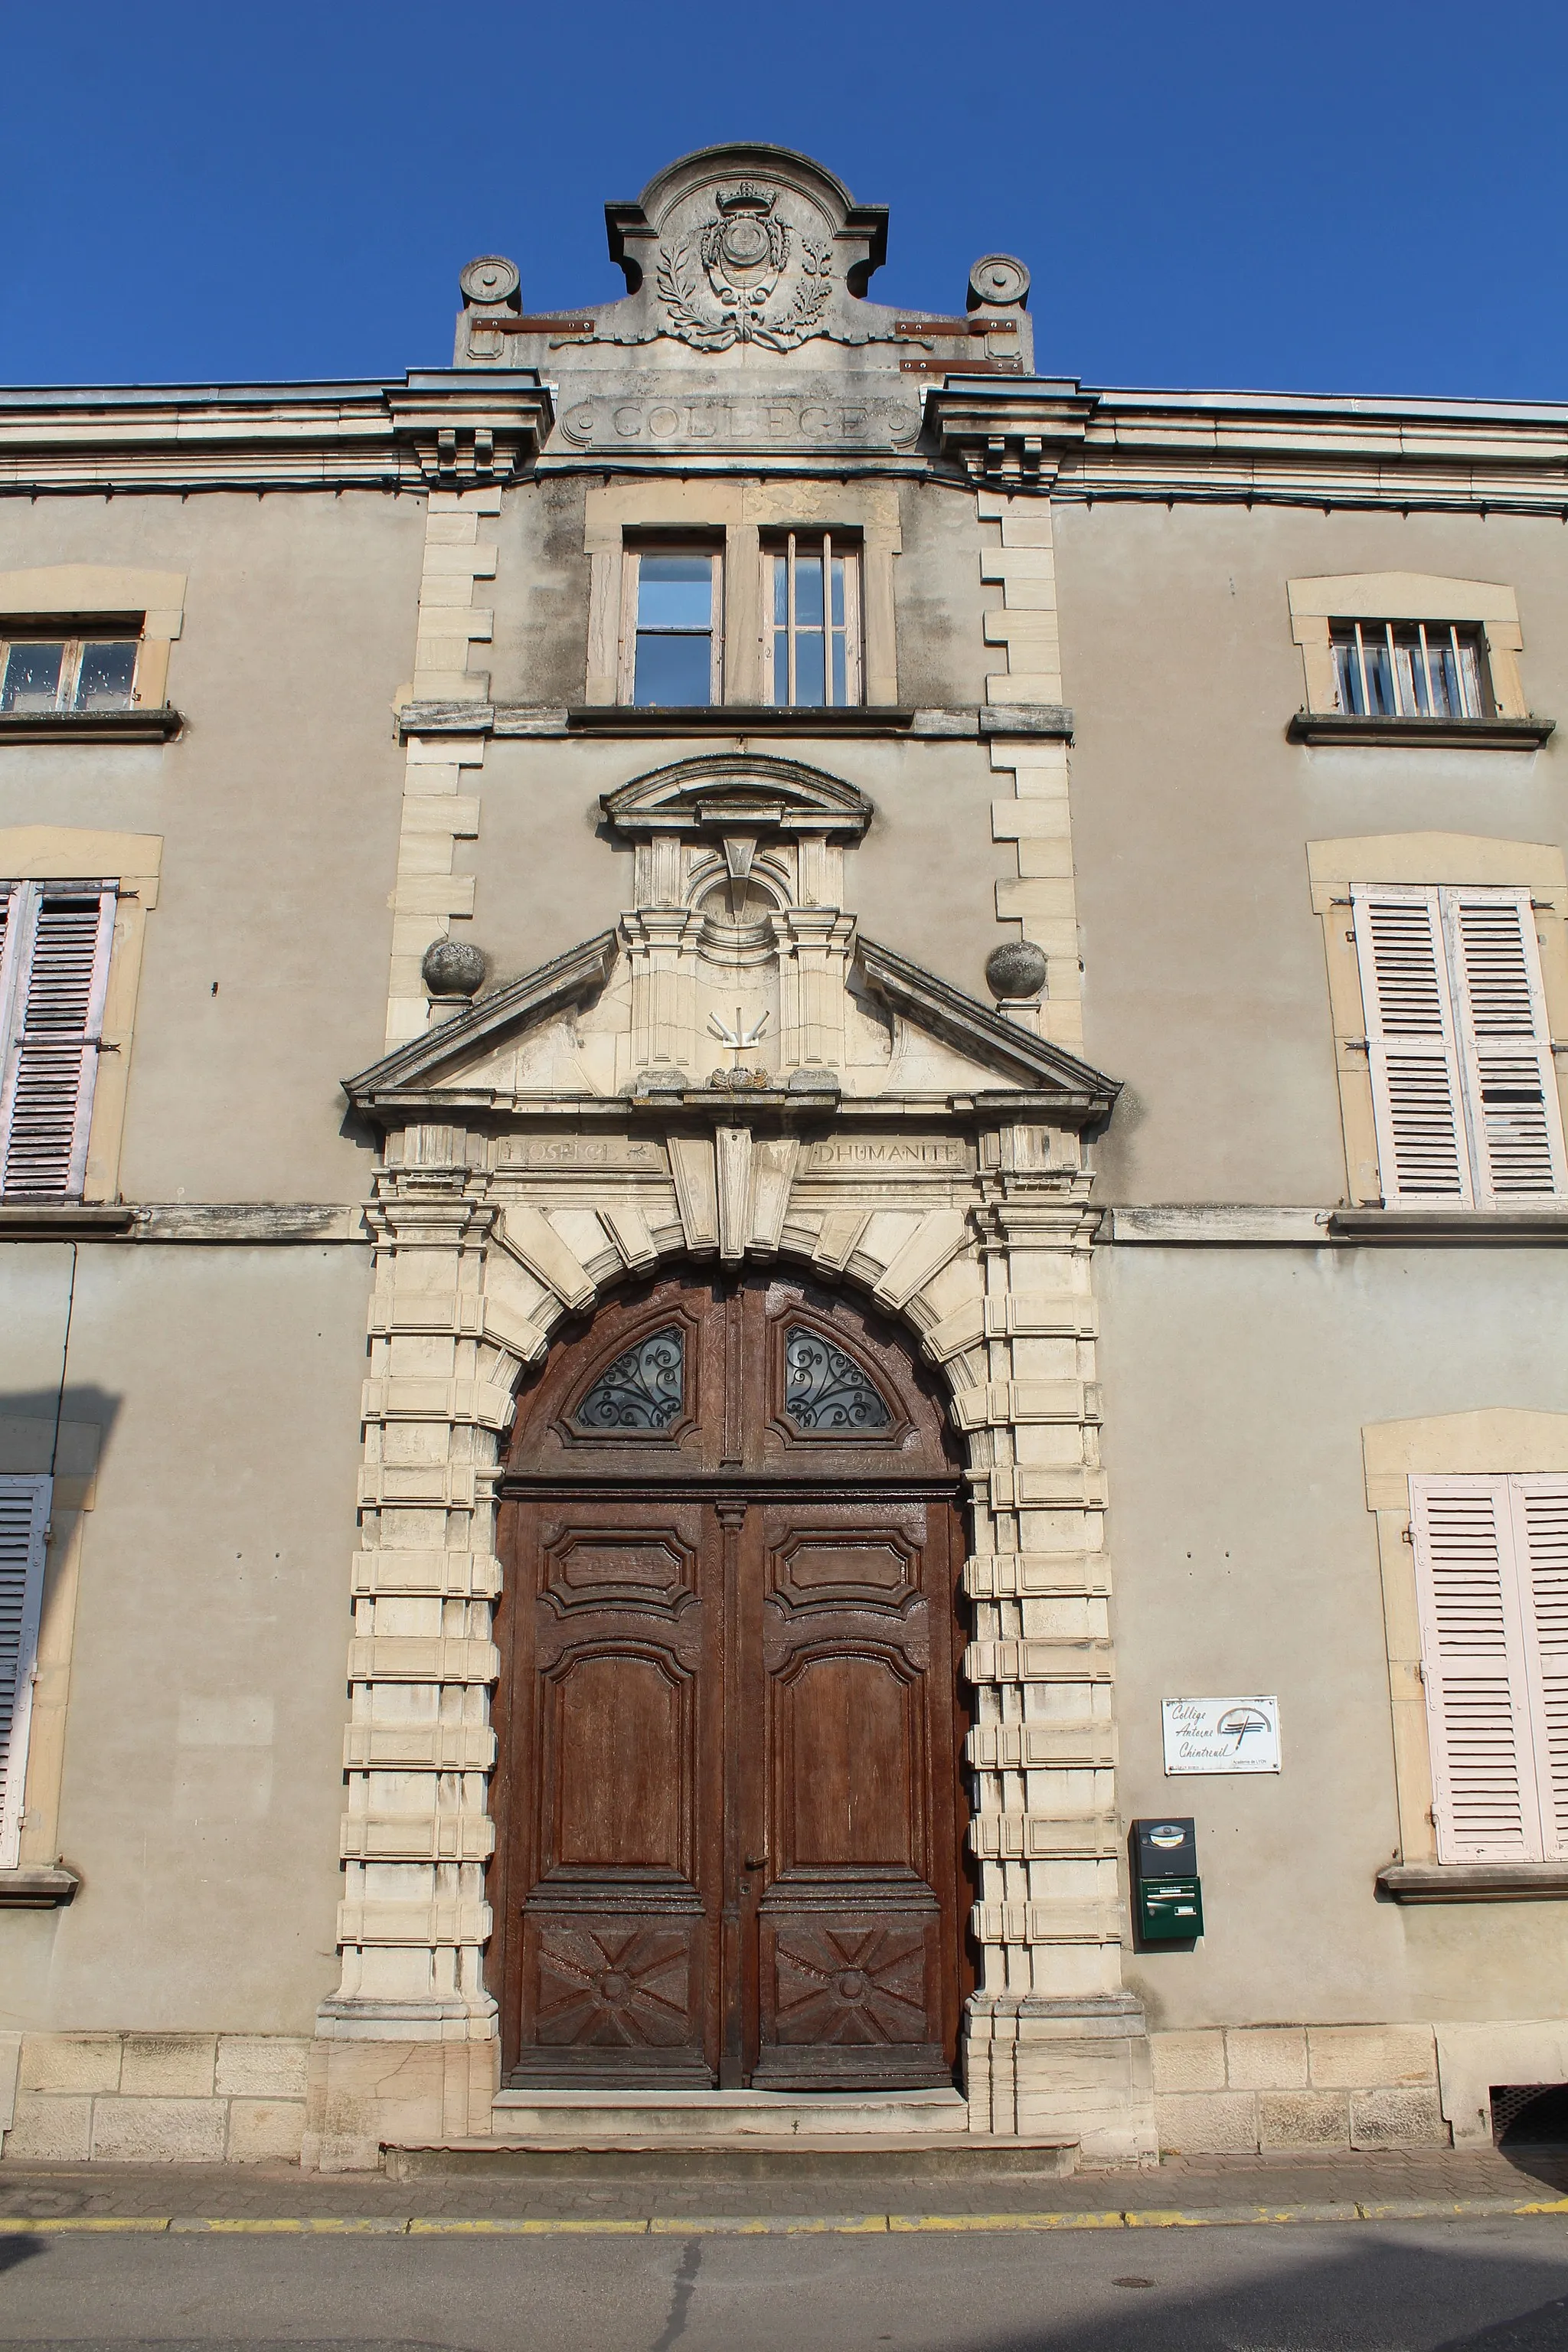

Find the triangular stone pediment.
[{"left": 345, "top": 926, "right": 1119, "bottom": 1120}]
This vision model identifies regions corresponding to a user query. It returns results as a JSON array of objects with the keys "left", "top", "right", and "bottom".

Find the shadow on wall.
[{"left": 0, "top": 1386, "right": 120, "bottom": 1482}]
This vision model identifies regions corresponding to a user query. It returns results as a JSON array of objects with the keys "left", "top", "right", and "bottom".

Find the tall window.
[
  {"left": 1410, "top": 1475, "right": 1568, "bottom": 1864},
  {"left": 0, "top": 1475, "right": 51, "bottom": 1869},
  {"left": 1351, "top": 883, "right": 1566, "bottom": 1207},
  {"left": 1331, "top": 620, "right": 1487, "bottom": 720},
  {"left": 0, "top": 635, "right": 140, "bottom": 715},
  {"left": 766, "top": 534, "right": 861, "bottom": 707},
  {"left": 622, "top": 545, "right": 721, "bottom": 707},
  {"left": 0, "top": 881, "right": 116, "bottom": 1200}
]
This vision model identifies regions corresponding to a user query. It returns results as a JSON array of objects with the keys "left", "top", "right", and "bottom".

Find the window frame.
[
  {"left": 1330, "top": 619, "right": 1489, "bottom": 722},
  {"left": 762, "top": 531, "right": 864, "bottom": 710},
  {"left": 618, "top": 540, "right": 724, "bottom": 708},
  {"left": 0, "top": 631, "right": 142, "bottom": 718}
]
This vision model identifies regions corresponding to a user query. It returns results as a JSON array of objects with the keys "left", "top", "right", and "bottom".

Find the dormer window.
[{"left": 1, "top": 635, "right": 140, "bottom": 716}]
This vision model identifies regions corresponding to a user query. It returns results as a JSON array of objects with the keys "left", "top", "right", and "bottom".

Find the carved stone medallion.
[{"left": 655, "top": 183, "right": 832, "bottom": 352}]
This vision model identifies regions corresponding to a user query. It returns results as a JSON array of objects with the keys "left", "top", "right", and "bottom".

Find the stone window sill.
[
  {"left": 0, "top": 1864, "right": 80, "bottom": 1908},
  {"left": 397, "top": 702, "right": 1076, "bottom": 744},
  {"left": 1287, "top": 712, "right": 1553, "bottom": 750},
  {"left": 0, "top": 1204, "right": 137, "bottom": 1236},
  {"left": 0, "top": 705, "right": 183, "bottom": 743},
  {"left": 1329, "top": 1208, "right": 1568, "bottom": 1241},
  {"left": 1378, "top": 1861, "right": 1568, "bottom": 1903}
]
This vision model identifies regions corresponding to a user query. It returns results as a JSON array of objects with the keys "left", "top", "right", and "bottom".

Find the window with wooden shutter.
[
  {"left": 0, "top": 1474, "right": 51, "bottom": 1870},
  {"left": 1410, "top": 1474, "right": 1568, "bottom": 1864},
  {"left": 0, "top": 880, "right": 115, "bottom": 1200},
  {"left": 1351, "top": 884, "right": 1566, "bottom": 1207}
]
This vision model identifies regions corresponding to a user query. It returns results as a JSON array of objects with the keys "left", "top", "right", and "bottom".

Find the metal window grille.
[
  {"left": 0, "top": 637, "right": 140, "bottom": 715},
  {"left": 766, "top": 534, "right": 862, "bottom": 708},
  {"left": 1331, "top": 620, "right": 1487, "bottom": 720}
]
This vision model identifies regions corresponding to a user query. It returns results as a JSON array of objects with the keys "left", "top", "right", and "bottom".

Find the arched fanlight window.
[
  {"left": 782, "top": 1327, "right": 891, "bottom": 1433},
  {"left": 573, "top": 1325, "right": 685, "bottom": 1433}
]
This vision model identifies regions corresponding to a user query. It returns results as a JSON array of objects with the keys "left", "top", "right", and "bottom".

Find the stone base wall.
[
  {"left": 1152, "top": 2025, "right": 1448, "bottom": 2154},
  {"left": 0, "top": 2034, "right": 309, "bottom": 2164}
]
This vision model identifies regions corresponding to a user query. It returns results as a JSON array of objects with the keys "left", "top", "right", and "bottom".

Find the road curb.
[{"left": 4, "top": 2197, "right": 1568, "bottom": 2236}]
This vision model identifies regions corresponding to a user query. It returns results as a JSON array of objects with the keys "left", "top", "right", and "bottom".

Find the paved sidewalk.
[{"left": 2, "top": 2143, "right": 1566, "bottom": 2230}]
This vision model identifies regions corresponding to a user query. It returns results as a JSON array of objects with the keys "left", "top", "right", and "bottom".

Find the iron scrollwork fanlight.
[
  {"left": 573, "top": 1326, "right": 685, "bottom": 1432},
  {"left": 783, "top": 1328, "right": 890, "bottom": 1432}
]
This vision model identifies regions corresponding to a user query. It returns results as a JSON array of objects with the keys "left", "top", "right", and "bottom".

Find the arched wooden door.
[{"left": 490, "top": 1268, "right": 970, "bottom": 2092}]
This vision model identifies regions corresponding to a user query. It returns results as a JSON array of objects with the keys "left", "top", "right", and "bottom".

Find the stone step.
[
  {"left": 387, "top": 2131, "right": 1080, "bottom": 2184},
  {"left": 485, "top": 2088, "right": 972, "bottom": 2142}
]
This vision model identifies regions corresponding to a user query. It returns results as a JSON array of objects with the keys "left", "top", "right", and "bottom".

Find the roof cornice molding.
[{"left": 0, "top": 369, "right": 554, "bottom": 495}]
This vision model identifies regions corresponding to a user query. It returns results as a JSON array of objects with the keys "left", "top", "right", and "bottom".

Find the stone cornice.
[{"left": 0, "top": 370, "right": 554, "bottom": 495}]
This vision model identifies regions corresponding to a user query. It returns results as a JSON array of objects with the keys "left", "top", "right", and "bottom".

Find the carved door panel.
[
  {"left": 494, "top": 1269, "right": 967, "bottom": 2092},
  {"left": 500, "top": 1496, "right": 722, "bottom": 2086},
  {"left": 750, "top": 1499, "right": 960, "bottom": 2089}
]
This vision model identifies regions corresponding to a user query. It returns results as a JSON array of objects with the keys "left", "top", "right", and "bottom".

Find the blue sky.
[{"left": 4, "top": 1, "right": 1565, "bottom": 401}]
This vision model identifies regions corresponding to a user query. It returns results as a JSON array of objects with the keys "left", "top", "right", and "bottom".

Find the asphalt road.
[{"left": 2, "top": 2219, "right": 1566, "bottom": 2351}]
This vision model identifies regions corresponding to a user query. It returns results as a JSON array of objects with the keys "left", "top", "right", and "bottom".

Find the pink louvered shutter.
[
  {"left": 1514, "top": 1479, "right": 1568, "bottom": 1860},
  {"left": 1410, "top": 1477, "right": 1541, "bottom": 1861},
  {"left": 1446, "top": 890, "right": 1566, "bottom": 1205},
  {"left": 0, "top": 885, "right": 114, "bottom": 1200},
  {"left": 0, "top": 1475, "right": 51, "bottom": 1870},
  {"left": 1352, "top": 887, "right": 1472, "bottom": 1205}
]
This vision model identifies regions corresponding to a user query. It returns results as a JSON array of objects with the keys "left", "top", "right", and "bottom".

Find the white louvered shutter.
[
  {"left": 1409, "top": 1476, "right": 1544, "bottom": 1860},
  {"left": 0, "top": 1475, "right": 51, "bottom": 1870},
  {"left": 0, "top": 885, "right": 115, "bottom": 1200},
  {"left": 1352, "top": 886, "right": 1472, "bottom": 1204},
  {"left": 1514, "top": 1478, "right": 1568, "bottom": 1860},
  {"left": 1446, "top": 890, "right": 1566, "bottom": 1205}
]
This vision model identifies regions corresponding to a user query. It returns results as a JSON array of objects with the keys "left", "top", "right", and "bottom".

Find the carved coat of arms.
[{"left": 655, "top": 185, "right": 832, "bottom": 351}]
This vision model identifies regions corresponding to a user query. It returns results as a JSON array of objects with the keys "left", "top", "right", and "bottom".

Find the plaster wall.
[
  {"left": 1056, "top": 501, "right": 1568, "bottom": 1204},
  {"left": 0, "top": 1240, "right": 370, "bottom": 2035},
  {"left": 1099, "top": 1239, "right": 1568, "bottom": 2032},
  {"left": 0, "top": 490, "right": 423, "bottom": 1202}
]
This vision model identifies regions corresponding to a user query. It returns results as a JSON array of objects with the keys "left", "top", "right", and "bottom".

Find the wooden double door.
[{"left": 492, "top": 1270, "right": 970, "bottom": 2092}]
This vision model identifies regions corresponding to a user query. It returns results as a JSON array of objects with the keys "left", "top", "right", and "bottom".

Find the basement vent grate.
[{"left": 1491, "top": 2084, "right": 1568, "bottom": 2145}]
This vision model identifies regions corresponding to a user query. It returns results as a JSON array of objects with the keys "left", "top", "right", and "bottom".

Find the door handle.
[{"left": 744, "top": 1854, "right": 767, "bottom": 1870}]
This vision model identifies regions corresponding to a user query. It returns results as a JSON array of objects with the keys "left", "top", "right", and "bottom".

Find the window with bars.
[
  {"left": 621, "top": 544, "right": 722, "bottom": 707},
  {"left": 0, "top": 880, "right": 116, "bottom": 1200},
  {"left": 0, "top": 635, "right": 141, "bottom": 716},
  {"left": 1331, "top": 620, "right": 1488, "bottom": 721},
  {"left": 1410, "top": 1475, "right": 1568, "bottom": 1864},
  {"left": 0, "top": 1475, "right": 51, "bottom": 1870},
  {"left": 765, "top": 533, "right": 862, "bottom": 707},
  {"left": 1350, "top": 882, "right": 1566, "bottom": 1207}
]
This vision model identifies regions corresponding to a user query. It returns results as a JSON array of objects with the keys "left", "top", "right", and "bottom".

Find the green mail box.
[{"left": 1137, "top": 1874, "right": 1204, "bottom": 1941}]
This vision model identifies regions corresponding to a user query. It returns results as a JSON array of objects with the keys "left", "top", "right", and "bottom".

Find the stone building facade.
[{"left": 2, "top": 144, "right": 1566, "bottom": 2171}]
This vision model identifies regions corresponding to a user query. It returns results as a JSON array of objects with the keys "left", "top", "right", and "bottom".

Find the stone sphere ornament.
[
  {"left": 459, "top": 256, "right": 521, "bottom": 307},
  {"left": 969, "top": 254, "right": 1031, "bottom": 309},
  {"left": 985, "top": 939, "right": 1049, "bottom": 1002},
  {"left": 421, "top": 936, "right": 487, "bottom": 998}
]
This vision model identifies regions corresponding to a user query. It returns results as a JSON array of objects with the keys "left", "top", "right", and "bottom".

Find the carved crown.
[{"left": 716, "top": 182, "right": 776, "bottom": 217}]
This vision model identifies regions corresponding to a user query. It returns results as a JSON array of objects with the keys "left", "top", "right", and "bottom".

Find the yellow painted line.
[
  {"left": 889, "top": 2211, "right": 1126, "bottom": 2233},
  {"left": 1512, "top": 2197, "right": 1568, "bottom": 2216},
  {"left": 408, "top": 2216, "right": 648, "bottom": 2236},
  {"left": 648, "top": 2215, "right": 888, "bottom": 2236},
  {"left": 169, "top": 2217, "right": 409, "bottom": 2235},
  {"left": 0, "top": 2217, "right": 172, "bottom": 2233}
]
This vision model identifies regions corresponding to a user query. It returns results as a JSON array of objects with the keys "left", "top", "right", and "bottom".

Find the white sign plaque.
[{"left": 1162, "top": 1696, "right": 1281, "bottom": 1775}]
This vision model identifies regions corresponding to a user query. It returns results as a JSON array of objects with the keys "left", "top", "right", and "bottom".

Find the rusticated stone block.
[
  {"left": 215, "top": 2037, "right": 310, "bottom": 2100},
  {"left": 3, "top": 2092, "right": 93, "bottom": 2161},
  {"left": 119, "top": 2034, "right": 217, "bottom": 2098},
  {"left": 1227, "top": 2027, "right": 1308, "bottom": 2090},
  {"left": 1155, "top": 2092, "right": 1259, "bottom": 2154},
  {"left": 1259, "top": 2091, "right": 1351, "bottom": 2148},
  {"left": 1350, "top": 2088, "right": 1448, "bottom": 2148},
  {"left": 227, "top": 2098, "right": 307, "bottom": 2161},
  {"left": 1308, "top": 2026, "right": 1436, "bottom": 2089},
  {"left": 18, "top": 2033, "right": 122, "bottom": 2094},
  {"left": 1150, "top": 2030, "right": 1226, "bottom": 2093},
  {"left": 90, "top": 2096, "right": 227, "bottom": 2163}
]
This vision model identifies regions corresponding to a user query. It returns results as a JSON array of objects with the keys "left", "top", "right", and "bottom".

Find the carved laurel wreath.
[{"left": 655, "top": 224, "right": 833, "bottom": 352}]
